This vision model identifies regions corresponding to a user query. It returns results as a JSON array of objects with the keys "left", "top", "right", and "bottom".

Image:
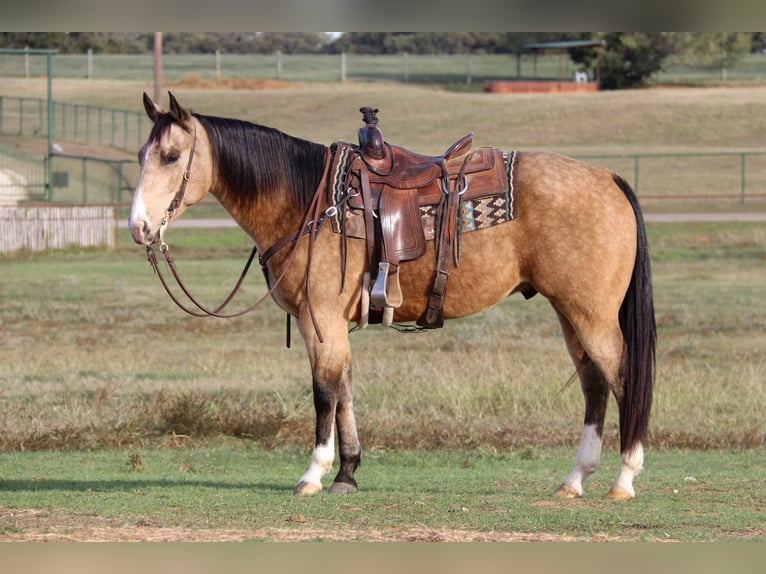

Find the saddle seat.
[{"left": 360, "top": 132, "right": 474, "bottom": 190}]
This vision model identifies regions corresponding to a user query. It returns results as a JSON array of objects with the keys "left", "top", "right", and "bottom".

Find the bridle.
[
  {"left": 156, "top": 123, "right": 197, "bottom": 251},
  {"left": 144, "top": 125, "right": 336, "bottom": 342}
]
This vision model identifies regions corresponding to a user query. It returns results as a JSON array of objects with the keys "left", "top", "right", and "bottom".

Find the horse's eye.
[{"left": 163, "top": 151, "right": 180, "bottom": 165}]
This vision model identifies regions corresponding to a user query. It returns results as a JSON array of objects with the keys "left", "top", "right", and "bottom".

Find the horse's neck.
[
  {"left": 211, "top": 184, "right": 299, "bottom": 251},
  {"left": 212, "top": 168, "right": 331, "bottom": 263}
]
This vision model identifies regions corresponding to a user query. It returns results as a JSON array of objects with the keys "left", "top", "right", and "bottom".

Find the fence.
[
  {"left": 0, "top": 52, "right": 562, "bottom": 84},
  {"left": 41, "top": 149, "right": 766, "bottom": 206},
  {"left": 50, "top": 152, "right": 138, "bottom": 204},
  {"left": 1, "top": 94, "right": 145, "bottom": 205},
  {"left": 572, "top": 151, "right": 766, "bottom": 204},
  {"left": 0, "top": 95, "right": 148, "bottom": 153},
  {"left": 0, "top": 204, "right": 116, "bottom": 253},
  {"left": 3, "top": 51, "right": 766, "bottom": 85}
]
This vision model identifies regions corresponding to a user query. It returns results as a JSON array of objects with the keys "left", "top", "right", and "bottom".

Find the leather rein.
[{"left": 145, "top": 124, "right": 335, "bottom": 342}]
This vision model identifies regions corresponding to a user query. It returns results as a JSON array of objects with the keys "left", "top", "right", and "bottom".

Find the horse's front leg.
[{"left": 294, "top": 319, "right": 361, "bottom": 495}]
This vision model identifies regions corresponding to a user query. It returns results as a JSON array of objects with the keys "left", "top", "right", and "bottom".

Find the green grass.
[
  {"left": 1, "top": 221, "right": 764, "bottom": 453},
  {"left": 0, "top": 223, "right": 764, "bottom": 541},
  {"left": 0, "top": 444, "right": 763, "bottom": 541}
]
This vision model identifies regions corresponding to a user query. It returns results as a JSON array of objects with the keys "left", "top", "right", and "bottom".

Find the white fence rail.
[{"left": 0, "top": 205, "right": 116, "bottom": 253}]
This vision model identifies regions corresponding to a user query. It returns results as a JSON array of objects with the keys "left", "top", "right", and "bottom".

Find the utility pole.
[{"left": 153, "top": 32, "right": 163, "bottom": 103}]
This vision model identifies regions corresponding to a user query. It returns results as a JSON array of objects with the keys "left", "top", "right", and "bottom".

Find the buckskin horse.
[{"left": 129, "top": 93, "right": 656, "bottom": 500}]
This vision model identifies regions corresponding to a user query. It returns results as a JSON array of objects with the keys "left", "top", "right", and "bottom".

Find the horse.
[{"left": 129, "top": 92, "right": 656, "bottom": 500}]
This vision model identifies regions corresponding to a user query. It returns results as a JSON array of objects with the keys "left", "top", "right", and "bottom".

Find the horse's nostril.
[{"left": 130, "top": 219, "right": 150, "bottom": 244}]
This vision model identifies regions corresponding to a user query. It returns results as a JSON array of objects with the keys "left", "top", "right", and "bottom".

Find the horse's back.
[{"left": 390, "top": 150, "right": 638, "bottom": 323}]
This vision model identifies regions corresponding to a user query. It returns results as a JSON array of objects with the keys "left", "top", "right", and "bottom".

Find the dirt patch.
[
  {"left": 171, "top": 74, "right": 300, "bottom": 91},
  {"left": 0, "top": 506, "right": 620, "bottom": 542}
]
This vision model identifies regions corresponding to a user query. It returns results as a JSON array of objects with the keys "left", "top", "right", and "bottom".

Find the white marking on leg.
[
  {"left": 611, "top": 442, "right": 644, "bottom": 498},
  {"left": 560, "top": 424, "right": 602, "bottom": 496},
  {"left": 298, "top": 429, "right": 335, "bottom": 491}
]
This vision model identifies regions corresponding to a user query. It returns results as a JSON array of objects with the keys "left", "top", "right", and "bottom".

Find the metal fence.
[
  {"left": 1, "top": 95, "right": 148, "bottom": 153},
  {"left": 1, "top": 94, "right": 145, "bottom": 207},
  {"left": 38, "top": 149, "right": 766, "bottom": 206},
  {"left": 573, "top": 151, "right": 766, "bottom": 204},
  {"left": 49, "top": 152, "right": 138, "bottom": 204}
]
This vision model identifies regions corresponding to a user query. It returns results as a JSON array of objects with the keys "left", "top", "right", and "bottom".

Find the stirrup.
[{"left": 370, "top": 261, "right": 403, "bottom": 309}]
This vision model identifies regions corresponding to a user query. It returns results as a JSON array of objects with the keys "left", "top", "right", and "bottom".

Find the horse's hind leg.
[
  {"left": 552, "top": 310, "right": 610, "bottom": 498},
  {"left": 555, "top": 307, "right": 647, "bottom": 499},
  {"left": 553, "top": 307, "right": 638, "bottom": 499}
]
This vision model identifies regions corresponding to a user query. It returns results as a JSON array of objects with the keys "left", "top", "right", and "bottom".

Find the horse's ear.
[
  {"left": 142, "top": 92, "right": 165, "bottom": 123},
  {"left": 168, "top": 91, "right": 193, "bottom": 130}
]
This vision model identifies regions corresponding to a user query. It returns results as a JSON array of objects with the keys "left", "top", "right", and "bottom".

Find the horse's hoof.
[
  {"left": 604, "top": 486, "right": 634, "bottom": 500},
  {"left": 554, "top": 484, "right": 582, "bottom": 499},
  {"left": 293, "top": 481, "right": 322, "bottom": 496},
  {"left": 328, "top": 481, "right": 358, "bottom": 494}
]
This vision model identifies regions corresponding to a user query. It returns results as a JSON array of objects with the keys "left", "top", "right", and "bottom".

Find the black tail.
[{"left": 613, "top": 174, "right": 656, "bottom": 454}]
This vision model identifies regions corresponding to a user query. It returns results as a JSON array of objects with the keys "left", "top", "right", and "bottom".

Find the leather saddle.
[{"left": 332, "top": 107, "right": 510, "bottom": 329}]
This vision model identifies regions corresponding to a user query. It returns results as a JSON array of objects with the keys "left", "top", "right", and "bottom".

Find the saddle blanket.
[{"left": 328, "top": 144, "right": 519, "bottom": 241}]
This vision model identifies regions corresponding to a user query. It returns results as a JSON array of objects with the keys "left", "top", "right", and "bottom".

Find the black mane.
[{"left": 148, "top": 113, "right": 328, "bottom": 211}]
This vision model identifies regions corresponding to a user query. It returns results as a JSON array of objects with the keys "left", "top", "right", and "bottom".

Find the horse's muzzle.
[{"left": 129, "top": 217, "right": 155, "bottom": 245}]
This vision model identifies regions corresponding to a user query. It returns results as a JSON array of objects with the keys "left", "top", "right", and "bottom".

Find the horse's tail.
[{"left": 613, "top": 174, "right": 656, "bottom": 454}]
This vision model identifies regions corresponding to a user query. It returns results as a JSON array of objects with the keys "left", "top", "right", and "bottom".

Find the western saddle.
[{"left": 329, "top": 107, "right": 513, "bottom": 329}]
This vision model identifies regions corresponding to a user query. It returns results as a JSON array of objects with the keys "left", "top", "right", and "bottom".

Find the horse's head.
[{"left": 129, "top": 92, "right": 211, "bottom": 245}]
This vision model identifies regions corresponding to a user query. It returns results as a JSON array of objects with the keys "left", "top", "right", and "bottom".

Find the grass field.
[
  {"left": 1, "top": 79, "right": 765, "bottom": 541},
  {"left": 1, "top": 445, "right": 764, "bottom": 542},
  {"left": 0, "top": 221, "right": 764, "bottom": 541}
]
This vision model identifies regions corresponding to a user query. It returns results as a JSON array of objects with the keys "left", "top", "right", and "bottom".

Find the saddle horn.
[{"left": 358, "top": 107, "right": 385, "bottom": 160}]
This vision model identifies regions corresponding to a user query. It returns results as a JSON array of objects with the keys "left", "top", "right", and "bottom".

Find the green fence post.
[{"left": 60, "top": 102, "right": 66, "bottom": 141}]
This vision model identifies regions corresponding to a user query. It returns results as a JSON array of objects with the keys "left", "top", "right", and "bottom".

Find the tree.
[
  {"left": 569, "top": 33, "right": 676, "bottom": 90},
  {"left": 673, "top": 33, "right": 752, "bottom": 81}
]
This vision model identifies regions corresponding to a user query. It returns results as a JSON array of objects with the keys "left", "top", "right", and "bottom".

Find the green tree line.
[{"left": 1, "top": 32, "right": 764, "bottom": 89}]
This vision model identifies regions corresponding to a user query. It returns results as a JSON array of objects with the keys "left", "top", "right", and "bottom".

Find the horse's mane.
[{"left": 148, "top": 113, "right": 328, "bottom": 212}]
